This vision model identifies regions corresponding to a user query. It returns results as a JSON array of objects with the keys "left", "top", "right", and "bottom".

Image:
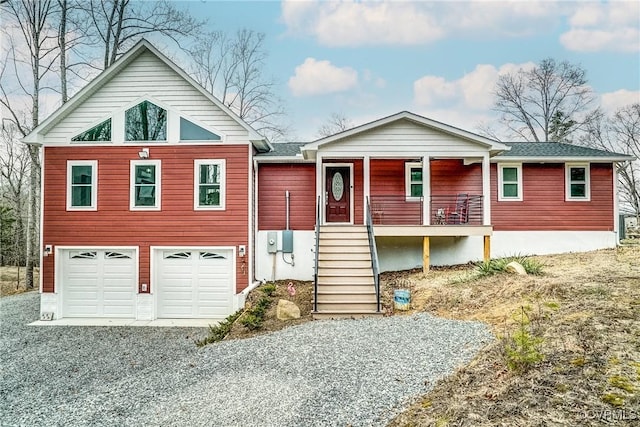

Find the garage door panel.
[
  {"left": 62, "top": 249, "right": 136, "bottom": 318},
  {"left": 156, "top": 249, "right": 233, "bottom": 319}
]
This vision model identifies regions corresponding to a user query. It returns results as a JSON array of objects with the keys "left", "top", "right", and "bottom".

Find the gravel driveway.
[{"left": 1, "top": 292, "right": 493, "bottom": 427}]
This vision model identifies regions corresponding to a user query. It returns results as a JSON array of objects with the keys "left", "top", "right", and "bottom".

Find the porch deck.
[{"left": 373, "top": 224, "right": 493, "bottom": 237}]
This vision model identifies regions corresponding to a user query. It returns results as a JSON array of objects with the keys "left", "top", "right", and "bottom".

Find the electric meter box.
[{"left": 282, "top": 230, "right": 293, "bottom": 253}]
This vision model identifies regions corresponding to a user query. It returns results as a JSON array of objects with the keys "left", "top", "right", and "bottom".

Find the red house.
[{"left": 25, "top": 41, "right": 633, "bottom": 321}]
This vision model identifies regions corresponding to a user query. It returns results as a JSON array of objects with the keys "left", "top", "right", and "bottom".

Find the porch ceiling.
[{"left": 373, "top": 225, "right": 493, "bottom": 237}]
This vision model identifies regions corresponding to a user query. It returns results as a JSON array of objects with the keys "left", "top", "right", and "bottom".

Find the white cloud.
[
  {"left": 600, "top": 90, "right": 640, "bottom": 112},
  {"left": 281, "top": 0, "right": 561, "bottom": 47},
  {"left": 561, "top": 1, "right": 640, "bottom": 52},
  {"left": 413, "top": 62, "right": 536, "bottom": 111},
  {"left": 288, "top": 58, "right": 358, "bottom": 97}
]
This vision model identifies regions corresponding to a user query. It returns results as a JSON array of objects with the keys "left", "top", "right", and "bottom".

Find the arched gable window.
[{"left": 125, "top": 101, "right": 167, "bottom": 141}]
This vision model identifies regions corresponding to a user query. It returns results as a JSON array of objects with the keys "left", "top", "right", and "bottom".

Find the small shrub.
[
  {"left": 503, "top": 306, "right": 544, "bottom": 372},
  {"left": 195, "top": 310, "right": 243, "bottom": 347},
  {"left": 476, "top": 255, "right": 545, "bottom": 276},
  {"left": 261, "top": 283, "right": 276, "bottom": 297},
  {"left": 239, "top": 313, "right": 263, "bottom": 330},
  {"left": 239, "top": 296, "right": 272, "bottom": 330}
]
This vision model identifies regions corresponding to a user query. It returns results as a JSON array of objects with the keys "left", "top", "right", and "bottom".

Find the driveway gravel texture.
[{"left": 1, "top": 292, "right": 493, "bottom": 427}]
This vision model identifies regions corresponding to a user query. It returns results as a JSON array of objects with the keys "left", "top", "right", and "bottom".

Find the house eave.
[
  {"left": 491, "top": 156, "right": 635, "bottom": 163},
  {"left": 255, "top": 155, "right": 314, "bottom": 164}
]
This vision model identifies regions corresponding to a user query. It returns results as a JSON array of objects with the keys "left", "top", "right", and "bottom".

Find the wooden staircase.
[{"left": 313, "top": 225, "right": 382, "bottom": 319}]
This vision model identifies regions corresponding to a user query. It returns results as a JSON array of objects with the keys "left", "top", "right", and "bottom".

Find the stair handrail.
[
  {"left": 365, "top": 196, "right": 381, "bottom": 312},
  {"left": 313, "top": 195, "right": 320, "bottom": 312}
]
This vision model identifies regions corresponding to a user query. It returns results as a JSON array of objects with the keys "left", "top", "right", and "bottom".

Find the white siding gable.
[
  {"left": 45, "top": 51, "right": 250, "bottom": 144},
  {"left": 318, "top": 119, "right": 490, "bottom": 158}
]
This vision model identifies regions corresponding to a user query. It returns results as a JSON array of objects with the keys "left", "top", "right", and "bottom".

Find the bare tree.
[
  {"left": 186, "top": 29, "right": 289, "bottom": 142},
  {"left": 0, "top": 124, "right": 30, "bottom": 266},
  {"left": 494, "top": 58, "right": 597, "bottom": 142},
  {"left": 316, "top": 112, "right": 353, "bottom": 138},
  {"left": 584, "top": 104, "right": 640, "bottom": 217},
  {"left": 82, "top": 0, "right": 203, "bottom": 69},
  {"left": 1, "top": 0, "right": 59, "bottom": 288}
]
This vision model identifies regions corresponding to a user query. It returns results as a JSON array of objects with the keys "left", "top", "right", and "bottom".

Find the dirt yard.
[
  {"left": 387, "top": 245, "right": 640, "bottom": 426},
  {"left": 0, "top": 266, "right": 39, "bottom": 297}
]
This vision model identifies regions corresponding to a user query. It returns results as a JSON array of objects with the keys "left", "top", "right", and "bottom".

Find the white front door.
[{"left": 155, "top": 249, "right": 234, "bottom": 318}]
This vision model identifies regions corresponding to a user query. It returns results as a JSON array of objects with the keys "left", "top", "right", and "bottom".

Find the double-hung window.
[
  {"left": 405, "top": 162, "right": 423, "bottom": 200},
  {"left": 67, "top": 160, "right": 97, "bottom": 210},
  {"left": 566, "top": 163, "right": 590, "bottom": 201},
  {"left": 194, "top": 160, "right": 225, "bottom": 210},
  {"left": 130, "top": 160, "right": 161, "bottom": 210},
  {"left": 498, "top": 163, "right": 523, "bottom": 201}
]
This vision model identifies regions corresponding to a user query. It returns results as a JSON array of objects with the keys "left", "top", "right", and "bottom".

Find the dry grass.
[
  {"left": 0, "top": 266, "right": 39, "bottom": 297},
  {"left": 387, "top": 245, "right": 640, "bottom": 426}
]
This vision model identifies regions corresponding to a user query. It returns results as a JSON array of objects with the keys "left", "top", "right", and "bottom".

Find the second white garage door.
[{"left": 155, "top": 249, "right": 234, "bottom": 318}]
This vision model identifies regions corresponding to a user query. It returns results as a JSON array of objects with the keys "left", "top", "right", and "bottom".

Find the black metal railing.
[
  {"left": 313, "top": 196, "right": 320, "bottom": 313},
  {"left": 365, "top": 197, "right": 381, "bottom": 312},
  {"left": 368, "top": 195, "right": 423, "bottom": 225},
  {"left": 430, "top": 194, "right": 483, "bottom": 225},
  {"left": 368, "top": 194, "right": 483, "bottom": 225}
]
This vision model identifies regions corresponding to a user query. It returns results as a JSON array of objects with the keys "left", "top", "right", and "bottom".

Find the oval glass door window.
[{"left": 332, "top": 172, "right": 344, "bottom": 201}]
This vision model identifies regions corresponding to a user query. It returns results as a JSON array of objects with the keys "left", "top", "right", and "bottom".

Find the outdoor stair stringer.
[{"left": 313, "top": 225, "right": 382, "bottom": 319}]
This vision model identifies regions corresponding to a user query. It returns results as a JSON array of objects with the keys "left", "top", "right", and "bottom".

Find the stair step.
[
  {"left": 317, "top": 245, "right": 370, "bottom": 253},
  {"left": 318, "top": 276, "right": 374, "bottom": 285},
  {"left": 312, "top": 311, "right": 383, "bottom": 320},
  {"left": 318, "top": 260, "right": 372, "bottom": 269},
  {"left": 314, "top": 293, "right": 377, "bottom": 303},
  {"left": 319, "top": 239, "right": 369, "bottom": 246},
  {"left": 314, "top": 284, "right": 376, "bottom": 293},
  {"left": 315, "top": 302, "right": 379, "bottom": 312},
  {"left": 318, "top": 268, "right": 373, "bottom": 277},
  {"left": 318, "top": 252, "right": 371, "bottom": 261}
]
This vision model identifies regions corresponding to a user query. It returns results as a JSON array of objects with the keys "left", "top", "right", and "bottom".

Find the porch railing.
[
  {"left": 368, "top": 195, "right": 423, "bottom": 225},
  {"left": 313, "top": 195, "right": 320, "bottom": 313},
  {"left": 365, "top": 197, "right": 381, "bottom": 313},
  {"left": 368, "top": 194, "right": 484, "bottom": 225}
]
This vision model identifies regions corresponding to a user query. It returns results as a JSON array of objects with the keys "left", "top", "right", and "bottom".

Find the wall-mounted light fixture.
[{"left": 138, "top": 148, "right": 149, "bottom": 159}]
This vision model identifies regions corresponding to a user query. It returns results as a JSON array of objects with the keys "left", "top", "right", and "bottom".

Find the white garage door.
[
  {"left": 61, "top": 249, "right": 136, "bottom": 318},
  {"left": 156, "top": 249, "right": 234, "bottom": 318}
]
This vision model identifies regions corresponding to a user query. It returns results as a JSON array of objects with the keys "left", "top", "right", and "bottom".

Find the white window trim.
[
  {"left": 194, "top": 159, "right": 226, "bottom": 210},
  {"left": 405, "top": 162, "right": 423, "bottom": 201},
  {"left": 498, "top": 163, "right": 523, "bottom": 201},
  {"left": 565, "top": 163, "right": 591, "bottom": 201},
  {"left": 130, "top": 160, "right": 161, "bottom": 211},
  {"left": 66, "top": 160, "right": 98, "bottom": 211}
]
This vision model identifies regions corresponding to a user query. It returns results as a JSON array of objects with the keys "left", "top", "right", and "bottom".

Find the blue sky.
[{"left": 183, "top": 0, "right": 639, "bottom": 141}]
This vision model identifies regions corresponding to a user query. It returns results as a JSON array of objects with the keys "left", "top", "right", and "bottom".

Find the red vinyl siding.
[
  {"left": 370, "top": 159, "right": 405, "bottom": 196},
  {"left": 431, "top": 160, "right": 482, "bottom": 196},
  {"left": 42, "top": 144, "right": 251, "bottom": 293},
  {"left": 491, "top": 163, "right": 614, "bottom": 231},
  {"left": 257, "top": 163, "right": 316, "bottom": 230}
]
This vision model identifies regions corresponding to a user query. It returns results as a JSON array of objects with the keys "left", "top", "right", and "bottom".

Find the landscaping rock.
[
  {"left": 506, "top": 261, "right": 527, "bottom": 275},
  {"left": 276, "top": 299, "right": 300, "bottom": 320}
]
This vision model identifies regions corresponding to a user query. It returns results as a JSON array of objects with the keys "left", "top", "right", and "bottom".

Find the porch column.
[
  {"left": 484, "top": 235, "right": 491, "bottom": 261},
  {"left": 423, "top": 236, "right": 430, "bottom": 273},
  {"left": 363, "top": 155, "right": 370, "bottom": 223},
  {"left": 422, "top": 156, "right": 430, "bottom": 225},
  {"left": 316, "top": 154, "right": 323, "bottom": 225},
  {"left": 482, "top": 154, "right": 491, "bottom": 225}
]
